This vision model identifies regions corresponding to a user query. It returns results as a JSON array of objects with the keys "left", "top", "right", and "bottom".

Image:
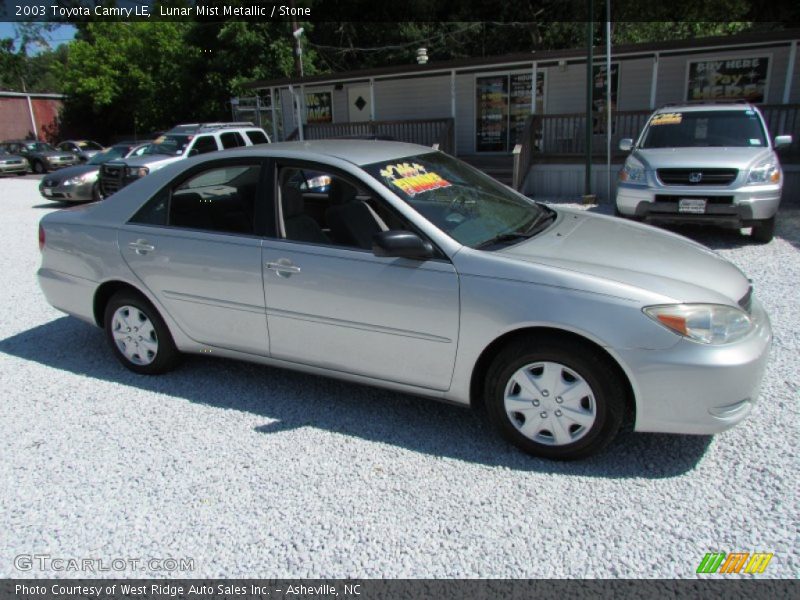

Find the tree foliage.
[{"left": 0, "top": 12, "right": 787, "bottom": 142}]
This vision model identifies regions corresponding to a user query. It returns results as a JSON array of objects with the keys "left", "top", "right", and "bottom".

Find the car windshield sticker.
[
  {"left": 651, "top": 113, "right": 682, "bottom": 126},
  {"left": 749, "top": 138, "right": 761, "bottom": 145},
  {"left": 379, "top": 162, "right": 452, "bottom": 197}
]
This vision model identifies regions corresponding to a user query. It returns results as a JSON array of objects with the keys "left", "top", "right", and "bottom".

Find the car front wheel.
[
  {"left": 104, "top": 290, "right": 180, "bottom": 374},
  {"left": 484, "top": 336, "right": 626, "bottom": 460},
  {"left": 751, "top": 216, "right": 775, "bottom": 244},
  {"left": 33, "top": 160, "right": 45, "bottom": 174}
]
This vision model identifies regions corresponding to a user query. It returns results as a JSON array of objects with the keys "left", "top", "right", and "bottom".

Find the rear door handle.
[
  {"left": 128, "top": 239, "right": 155, "bottom": 255},
  {"left": 266, "top": 260, "right": 301, "bottom": 277}
]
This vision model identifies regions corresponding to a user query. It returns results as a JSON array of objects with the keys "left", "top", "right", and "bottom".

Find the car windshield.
[
  {"left": 25, "top": 142, "right": 56, "bottom": 152},
  {"left": 640, "top": 110, "right": 767, "bottom": 148},
  {"left": 87, "top": 146, "right": 128, "bottom": 165},
  {"left": 363, "top": 152, "right": 546, "bottom": 248},
  {"left": 142, "top": 134, "right": 191, "bottom": 156},
  {"left": 77, "top": 141, "right": 103, "bottom": 150}
]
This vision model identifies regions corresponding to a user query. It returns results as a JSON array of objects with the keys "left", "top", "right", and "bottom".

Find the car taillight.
[{"left": 38, "top": 224, "right": 45, "bottom": 252}]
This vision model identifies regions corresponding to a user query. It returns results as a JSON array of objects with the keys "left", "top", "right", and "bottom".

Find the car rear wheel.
[
  {"left": 104, "top": 290, "right": 180, "bottom": 375},
  {"left": 484, "top": 336, "right": 626, "bottom": 460},
  {"left": 751, "top": 216, "right": 775, "bottom": 244}
]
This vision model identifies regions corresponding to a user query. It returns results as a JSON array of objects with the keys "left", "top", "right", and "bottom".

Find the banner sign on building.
[
  {"left": 476, "top": 76, "right": 509, "bottom": 152},
  {"left": 592, "top": 63, "right": 619, "bottom": 134},
  {"left": 686, "top": 57, "right": 769, "bottom": 103},
  {"left": 305, "top": 91, "right": 333, "bottom": 124},
  {"left": 476, "top": 72, "right": 544, "bottom": 152}
]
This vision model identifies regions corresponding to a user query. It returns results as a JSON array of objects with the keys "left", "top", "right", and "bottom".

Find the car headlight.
[
  {"left": 63, "top": 173, "right": 95, "bottom": 186},
  {"left": 644, "top": 304, "right": 753, "bottom": 345},
  {"left": 746, "top": 158, "right": 781, "bottom": 185},
  {"left": 126, "top": 166, "right": 149, "bottom": 178},
  {"left": 618, "top": 158, "right": 646, "bottom": 184}
]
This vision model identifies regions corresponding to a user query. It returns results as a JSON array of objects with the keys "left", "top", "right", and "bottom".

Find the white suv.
[
  {"left": 99, "top": 122, "right": 270, "bottom": 196},
  {"left": 615, "top": 103, "right": 792, "bottom": 243}
]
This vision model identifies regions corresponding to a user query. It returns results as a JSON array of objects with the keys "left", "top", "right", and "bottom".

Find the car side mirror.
[
  {"left": 774, "top": 135, "right": 792, "bottom": 149},
  {"left": 372, "top": 230, "right": 434, "bottom": 260},
  {"left": 619, "top": 138, "right": 633, "bottom": 152}
]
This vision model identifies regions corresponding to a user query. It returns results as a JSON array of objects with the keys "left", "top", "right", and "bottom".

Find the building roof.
[{"left": 244, "top": 28, "right": 800, "bottom": 90}]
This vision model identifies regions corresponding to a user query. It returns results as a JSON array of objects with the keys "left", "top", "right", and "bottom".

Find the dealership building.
[{"left": 236, "top": 29, "right": 800, "bottom": 201}]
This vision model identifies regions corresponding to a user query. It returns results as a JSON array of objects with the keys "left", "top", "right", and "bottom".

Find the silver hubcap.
[
  {"left": 503, "top": 361, "right": 597, "bottom": 446},
  {"left": 111, "top": 305, "right": 158, "bottom": 366}
]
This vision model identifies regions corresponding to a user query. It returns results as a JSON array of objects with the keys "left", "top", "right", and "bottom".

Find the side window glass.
[
  {"left": 278, "top": 166, "right": 403, "bottom": 250},
  {"left": 170, "top": 165, "right": 261, "bottom": 234},
  {"left": 220, "top": 132, "right": 244, "bottom": 149},
  {"left": 130, "top": 188, "right": 169, "bottom": 226},
  {"left": 190, "top": 136, "right": 219, "bottom": 155},
  {"left": 245, "top": 130, "right": 269, "bottom": 145},
  {"left": 130, "top": 164, "right": 261, "bottom": 235}
]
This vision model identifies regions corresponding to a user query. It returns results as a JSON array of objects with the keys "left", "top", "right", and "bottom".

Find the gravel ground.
[{"left": 0, "top": 177, "right": 797, "bottom": 579}]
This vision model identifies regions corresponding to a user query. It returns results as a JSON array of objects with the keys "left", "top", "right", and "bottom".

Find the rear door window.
[
  {"left": 191, "top": 136, "right": 219, "bottom": 155},
  {"left": 245, "top": 130, "right": 269, "bottom": 145},
  {"left": 220, "top": 132, "right": 245, "bottom": 149}
]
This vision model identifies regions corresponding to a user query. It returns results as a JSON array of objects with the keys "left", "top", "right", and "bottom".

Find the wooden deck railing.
[{"left": 286, "top": 118, "right": 455, "bottom": 155}]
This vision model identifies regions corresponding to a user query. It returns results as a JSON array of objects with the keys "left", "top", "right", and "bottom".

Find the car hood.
[
  {"left": 496, "top": 209, "right": 750, "bottom": 305},
  {"left": 632, "top": 147, "right": 773, "bottom": 170},
  {"left": 118, "top": 154, "right": 180, "bottom": 168},
  {"left": 0, "top": 154, "right": 25, "bottom": 163},
  {"left": 41, "top": 164, "right": 99, "bottom": 182}
]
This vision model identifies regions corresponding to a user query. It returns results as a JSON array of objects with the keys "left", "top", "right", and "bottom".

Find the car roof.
[
  {"left": 655, "top": 103, "right": 757, "bottom": 113},
  {"left": 218, "top": 140, "right": 438, "bottom": 166}
]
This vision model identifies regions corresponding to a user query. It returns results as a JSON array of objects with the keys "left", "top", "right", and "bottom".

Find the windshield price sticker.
[
  {"left": 651, "top": 113, "right": 683, "bottom": 126},
  {"left": 379, "top": 162, "right": 452, "bottom": 197}
]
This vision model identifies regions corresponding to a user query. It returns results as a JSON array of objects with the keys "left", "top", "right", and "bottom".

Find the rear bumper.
[
  {"left": 619, "top": 298, "right": 772, "bottom": 435},
  {"left": 37, "top": 268, "right": 97, "bottom": 325},
  {"left": 616, "top": 182, "right": 781, "bottom": 225}
]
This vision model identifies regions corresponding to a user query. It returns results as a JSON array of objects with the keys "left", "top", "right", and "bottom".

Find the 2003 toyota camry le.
[{"left": 37, "top": 141, "right": 771, "bottom": 459}]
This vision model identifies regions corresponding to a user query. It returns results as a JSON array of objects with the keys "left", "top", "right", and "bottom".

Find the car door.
[
  {"left": 119, "top": 158, "right": 271, "bottom": 356},
  {"left": 261, "top": 161, "right": 460, "bottom": 391}
]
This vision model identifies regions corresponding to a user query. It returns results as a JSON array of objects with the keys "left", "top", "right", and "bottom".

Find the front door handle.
[
  {"left": 266, "top": 259, "right": 301, "bottom": 277},
  {"left": 128, "top": 239, "right": 155, "bottom": 255}
]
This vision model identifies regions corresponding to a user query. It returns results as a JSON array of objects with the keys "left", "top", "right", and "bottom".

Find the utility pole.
[
  {"left": 584, "top": 4, "right": 594, "bottom": 200},
  {"left": 289, "top": 0, "right": 304, "bottom": 140}
]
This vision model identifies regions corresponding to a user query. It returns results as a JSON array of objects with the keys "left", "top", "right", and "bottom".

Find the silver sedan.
[{"left": 37, "top": 141, "right": 771, "bottom": 459}]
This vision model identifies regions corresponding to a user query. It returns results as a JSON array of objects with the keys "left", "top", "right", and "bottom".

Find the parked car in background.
[
  {"left": 57, "top": 140, "right": 104, "bottom": 163},
  {"left": 0, "top": 140, "right": 79, "bottom": 173},
  {"left": 99, "top": 122, "right": 270, "bottom": 196},
  {"left": 0, "top": 147, "right": 29, "bottom": 176},
  {"left": 38, "top": 141, "right": 771, "bottom": 460},
  {"left": 616, "top": 103, "right": 792, "bottom": 243},
  {"left": 39, "top": 142, "right": 149, "bottom": 203}
]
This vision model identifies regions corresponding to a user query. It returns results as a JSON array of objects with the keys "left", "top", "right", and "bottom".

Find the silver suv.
[
  {"left": 615, "top": 103, "right": 792, "bottom": 243},
  {"left": 99, "top": 122, "right": 270, "bottom": 196}
]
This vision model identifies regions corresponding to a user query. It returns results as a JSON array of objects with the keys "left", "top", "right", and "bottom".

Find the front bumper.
[
  {"left": 616, "top": 181, "right": 781, "bottom": 225},
  {"left": 0, "top": 162, "right": 28, "bottom": 175},
  {"left": 618, "top": 297, "right": 772, "bottom": 435},
  {"left": 39, "top": 179, "right": 96, "bottom": 202}
]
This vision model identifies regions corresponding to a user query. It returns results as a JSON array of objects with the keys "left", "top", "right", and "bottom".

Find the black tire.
[
  {"left": 484, "top": 335, "right": 626, "bottom": 460},
  {"left": 751, "top": 216, "right": 775, "bottom": 244},
  {"left": 91, "top": 181, "right": 103, "bottom": 202},
  {"left": 103, "top": 290, "right": 180, "bottom": 375},
  {"left": 33, "top": 160, "right": 46, "bottom": 174}
]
